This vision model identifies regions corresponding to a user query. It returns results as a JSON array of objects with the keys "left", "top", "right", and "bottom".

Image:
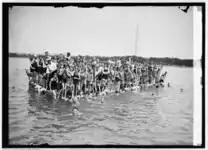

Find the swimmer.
[
  {"left": 180, "top": 88, "right": 184, "bottom": 92},
  {"left": 121, "top": 90, "right": 125, "bottom": 93},
  {"left": 77, "top": 95, "right": 81, "bottom": 100},
  {"left": 63, "top": 97, "right": 68, "bottom": 101},
  {"left": 88, "top": 93, "right": 93, "bottom": 98},
  {"left": 80, "top": 94, "right": 84, "bottom": 98},
  {"left": 136, "top": 85, "right": 140, "bottom": 90},
  {"left": 40, "top": 88, "right": 46, "bottom": 94},
  {"left": 146, "top": 84, "right": 151, "bottom": 88},
  {"left": 155, "top": 83, "right": 159, "bottom": 88},
  {"left": 35, "top": 85, "right": 42, "bottom": 93},
  {"left": 101, "top": 97, "right": 104, "bottom": 103},
  {"left": 69, "top": 98, "right": 73, "bottom": 103},
  {"left": 100, "top": 91, "right": 106, "bottom": 96},
  {"left": 132, "top": 86, "right": 139, "bottom": 93},
  {"left": 99, "top": 92, "right": 103, "bottom": 96},
  {"left": 125, "top": 87, "right": 130, "bottom": 91},
  {"left": 167, "top": 82, "right": 171, "bottom": 87},
  {"left": 115, "top": 93, "right": 120, "bottom": 96},
  {"left": 30, "top": 81, "right": 35, "bottom": 85},
  {"left": 72, "top": 107, "right": 82, "bottom": 116},
  {"left": 37, "top": 86, "right": 42, "bottom": 92},
  {"left": 34, "top": 84, "right": 39, "bottom": 89},
  {"left": 131, "top": 86, "right": 136, "bottom": 91},
  {"left": 72, "top": 97, "right": 80, "bottom": 106},
  {"left": 38, "top": 87, "right": 46, "bottom": 94}
]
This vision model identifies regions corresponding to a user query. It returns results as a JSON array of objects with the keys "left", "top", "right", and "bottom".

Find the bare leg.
[
  {"left": 71, "top": 85, "right": 74, "bottom": 99},
  {"left": 46, "top": 74, "right": 49, "bottom": 90},
  {"left": 52, "top": 90, "right": 56, "bottom": 99},
  {"left": 61, "top": 82, "right": 65, "bottom": 99},
  {"left": 64, "top": 83, "right": 67, "bottom": 99},
  {"left": 93, "top": 82, "right": 96, "bottom": 94},
  {"left": 89, "top": 83, "right": 92, "bottom": 95},
  {"left": 98, "top": 83, "right": 100, "bottom": 94},
  {"left": 74, "top": 84, "right": 77, "bottom": 98},
  {"left": 84, "top": 81, "right": 86, "bottom": 95}
]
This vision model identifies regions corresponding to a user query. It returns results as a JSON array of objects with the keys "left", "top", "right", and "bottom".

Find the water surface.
[{"left": 9, "top": 58, "right": 193, "bottom": 145}]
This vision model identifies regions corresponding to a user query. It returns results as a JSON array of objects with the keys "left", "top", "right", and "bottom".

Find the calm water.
[{"left": 9, "top": 58, "right": 193, "bottom": 145}]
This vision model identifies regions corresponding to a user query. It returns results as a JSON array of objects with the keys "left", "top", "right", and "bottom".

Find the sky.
[{"left": 9, "top": 6, "right": 193, "bottom": 59}]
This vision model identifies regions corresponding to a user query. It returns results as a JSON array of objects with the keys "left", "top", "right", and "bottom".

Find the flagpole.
[{"left": 135, "top": 23, "right": 138, "bottom": 56}]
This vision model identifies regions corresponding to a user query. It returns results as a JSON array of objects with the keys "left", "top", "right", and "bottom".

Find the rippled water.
[{"left": 9, "top": 58, "right": 193, "bottom": 145}]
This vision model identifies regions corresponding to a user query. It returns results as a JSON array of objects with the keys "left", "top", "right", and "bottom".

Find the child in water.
[{"left": 72, "top": 107, "right": 82, "bottom": 116}]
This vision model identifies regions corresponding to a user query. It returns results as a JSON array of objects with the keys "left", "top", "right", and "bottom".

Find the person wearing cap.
[{"left": 44, "top": 51, "right": 51, "bottom": 64}]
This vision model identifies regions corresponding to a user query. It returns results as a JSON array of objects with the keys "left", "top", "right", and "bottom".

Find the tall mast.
[{"left": 134, "top": 23, "right": 138, "bottom": 56}]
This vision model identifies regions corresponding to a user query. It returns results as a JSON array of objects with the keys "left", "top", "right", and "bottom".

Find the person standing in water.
[
  {"left": 30, "top": 55, "right": 39, "bottom": 83},
  {"left": 46, "top": 58, "right": 57, "bottom": 90},
  {"left": 73, "top": 67, "right": 80, "bottom": 98},
  {"left": 49, "top": 72, "right": 59, "bottom": 99},
  {"left": 159, "top": 71, "right": 167, "bottom": 86}
]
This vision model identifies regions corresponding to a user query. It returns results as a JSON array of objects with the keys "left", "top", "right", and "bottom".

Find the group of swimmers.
[{"left": 26, "top": 51, "right": 168, "bottom": 106}]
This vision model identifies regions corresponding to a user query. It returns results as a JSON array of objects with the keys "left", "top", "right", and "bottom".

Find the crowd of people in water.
[{"left": 26, "top": 51, "right": 168, "bottom": 109}]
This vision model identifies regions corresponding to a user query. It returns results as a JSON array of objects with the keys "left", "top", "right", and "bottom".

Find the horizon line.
[{"left": 9, "top": 52, "right": 195, "bottom": 60}]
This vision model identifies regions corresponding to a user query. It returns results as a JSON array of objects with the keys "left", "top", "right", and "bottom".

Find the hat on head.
[{"left": 67, "top": 52, "right": 71, "bottom": 56}]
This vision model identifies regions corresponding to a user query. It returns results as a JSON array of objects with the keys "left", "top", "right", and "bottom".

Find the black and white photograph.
[{"left": 6, "top": 3, "right": 204, "bottom": 147}]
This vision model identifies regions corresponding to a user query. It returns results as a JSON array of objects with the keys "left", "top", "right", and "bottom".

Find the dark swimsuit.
[
  {"left": 80, "top": 73, "right": 85, "bottom": 82},
  {"left": 102, "top": 68, "right": 109, "bottom": 79},
  {"left": 38, "top": 62, "right": 47, "bottom": 74},
  {"left": 159, "top": 79, "right": 164, "bottom": 83},
  {"left": 51, "top": 78, "right": 58, "bottom": 90},
  {"left": 159, "top": 74, "right": 166, "bottom": 83},
  {"left": 95, "top": 67, "right": 102, "bottom": 81},
  {"left": 115, "top": 72, "right": 121, "bottom": 82},
  {"left": 30, "top": 60, "right": 38, "bottom": 72},
  {"left": 73, "top": 73, "right": 79, "bottom": 85},
  {"left": 61, "top": 70, "right": 68, "bottom": 83},
  {"left": 92, "top": 66, "right": 96, "bottom": 82},
  {"left": 133, "top": 67, "right": 136, "bottom": 74}
]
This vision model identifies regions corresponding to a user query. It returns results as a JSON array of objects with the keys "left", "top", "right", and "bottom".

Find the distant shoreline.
[{"left": 9, "top": 53, "right": 194, "bottom": 67}]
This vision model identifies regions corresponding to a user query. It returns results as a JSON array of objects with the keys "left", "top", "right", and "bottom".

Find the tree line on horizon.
[{"left": 9, "top": 52, "right": 193, "bottom": 67}]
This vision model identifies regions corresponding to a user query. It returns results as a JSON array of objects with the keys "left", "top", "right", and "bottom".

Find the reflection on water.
[{"left": 9, "top": 58, "right": 193, "bottom": 145}]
